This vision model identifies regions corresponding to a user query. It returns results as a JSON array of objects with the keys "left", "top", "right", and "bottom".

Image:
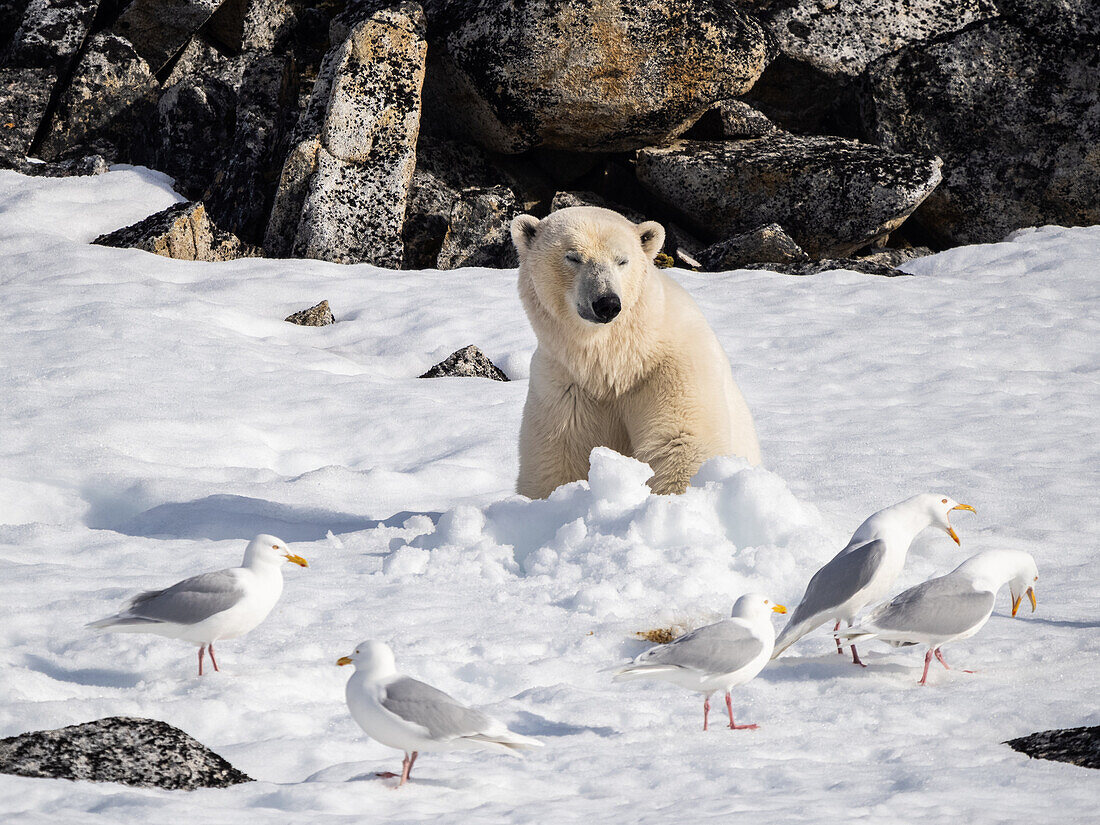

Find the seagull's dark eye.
[
  {"left": 272, "top": 544, "right": 279, "bottom": 549},
  {"left": 941, "top": 499, "right": 948, "bottom": 504}
]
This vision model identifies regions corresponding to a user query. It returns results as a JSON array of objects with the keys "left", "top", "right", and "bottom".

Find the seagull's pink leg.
[
  {"left": 935, "top": 648, "right": 973, "bottom": 674},
  {"left": 850, "top": 643, "right": 867, "bottom": 667},
  {"left": 208, "top": 643, "right": 220, "bottom": 672},
  {"left": 198, "top": 645, "right": 205, "bottom": 676},
  {"left": 378, "top": 754, "right": 408, "bottom": 783},
  {"left": 918, "top": 649, "right": 933, "bottom": 685},
  {"left": 834, "top": 620, "right": 843, "bottom": 654},
  {"left": 397, "top": 752, "right": 418, "bottom": 786},
  {"left": 703, "top": 695, "right": 710, "bottom": 731},
  {"left": 725, "top": 691, "right": 758, "bottom": 730}
]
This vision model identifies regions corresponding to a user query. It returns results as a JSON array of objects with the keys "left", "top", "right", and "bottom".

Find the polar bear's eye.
[
  {"left": 616, "top": 258, "right": 629, "bottom": 267},
  {"left": 565, "top": 252, "right": 582, "bottom": 264}
]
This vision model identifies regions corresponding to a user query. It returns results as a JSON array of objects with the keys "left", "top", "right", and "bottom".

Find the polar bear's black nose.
[{"left": 591, "top": 295, "right": 621, "bottom": 323}]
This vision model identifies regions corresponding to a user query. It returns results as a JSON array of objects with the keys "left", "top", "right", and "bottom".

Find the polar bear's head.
[{"left": 510, "top": 207, "right": 665, "bottom": 330}]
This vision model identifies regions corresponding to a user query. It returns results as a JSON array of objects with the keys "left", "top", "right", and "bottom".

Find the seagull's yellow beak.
[
  {"left": 946, "top": 504, "right": 974, "bottom": 546},
  {"left": 947, "top": 527, "right": 961, "bottom": 545},
  {"left": 1012, "top": 595, "right": 1022, "bottom": 617},
  {"left": 1029, "top": 587, "right": 1037, "bottom": 612},
  {"left": 772, "top": 603, "right": 787, "bottom": 614},
  {"left": 284, "top": 553, "right": 309, "bottom": 567},
  {"left": 952, "top": 504, "right": 976, "bottom": 513},
  {"left": 1011, "top": 587, "right": 1036, "bottom": 618},
  {"left": 337, "top": 656, "right": 353, "bottom": 666}
]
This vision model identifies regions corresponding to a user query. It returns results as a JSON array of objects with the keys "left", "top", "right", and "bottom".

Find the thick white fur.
[{"left": 511, "top": 206, "right": 760, "bottom": 498}]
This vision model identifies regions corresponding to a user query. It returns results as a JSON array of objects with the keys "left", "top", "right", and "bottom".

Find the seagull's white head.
[
  {"left": 337, "top": 640, "right": 397, "bottom": 677},
  {"left": 916, "top": 494, "right": 975, "bottom": 545},
  {"left": 730, "top": 592, "right": 787, "bottom": 622},
  {"left": 243, "top": 534, "right": 309, "bottom": 568},
  {"left": 955, "top": 549, "right": 1038, "bottom": 616},
  {"left": 1006, "top": 552, "right": 1039, "bottom": 618}
]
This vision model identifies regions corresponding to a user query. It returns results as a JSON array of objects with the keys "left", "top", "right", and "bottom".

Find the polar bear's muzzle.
[{"left": 574, "top": 269, "right": 622, "bottom": 324}]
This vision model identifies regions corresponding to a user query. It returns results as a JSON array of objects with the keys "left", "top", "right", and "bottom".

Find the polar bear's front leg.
[
  {"left": 620, "top": 376, "right": 713, "bottom": 495},
  {"left": 516, "top": 351, "right": 621, "bottom": 499}
]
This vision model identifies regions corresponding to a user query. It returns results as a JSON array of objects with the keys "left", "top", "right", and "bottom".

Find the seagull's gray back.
[
  {"left": 122, "top": 570, "right": 246, "bottom": 625},
  {"left": 787, "top": 538, "right": 888, "bottom": 625},
  {"left": 381, "top": 676, "right": 494, "bottom": 740},
  {"left": 866, "top": 575, "right": 996, "bottom": 638},
  {"left": 636, "top": 620, "right": 765, "bottom": 675}
]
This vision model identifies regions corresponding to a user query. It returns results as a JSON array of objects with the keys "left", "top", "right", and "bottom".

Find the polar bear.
[{"left": 511, "top": 206, "right": 761, "bottom": 498}]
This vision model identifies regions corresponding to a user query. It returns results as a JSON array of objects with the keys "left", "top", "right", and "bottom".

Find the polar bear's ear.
[
  {"left": 636, "top": 221, "right": 666, "bottom": 260},
  {"left": 510, "top": 214, "right": 540, "bottom": 260}
]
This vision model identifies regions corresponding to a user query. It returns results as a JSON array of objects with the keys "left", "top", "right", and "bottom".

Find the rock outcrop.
[
  {"left": 436, "top": 185, "right": 519, "bottom": 270},
  {"left": 93, "top": 201, "right": 259, "bottom": 261},
  {"left": 285, "top": 299, "right": 335, "bottom": 326},
  {"left": 696, "top": 223, "right": 808, "bottom": 272},
  {"left": 419, "top": 345, "right": 509, "bottom": 381},
  {"left": 0, "top": 716, "right": 252, "bottom": 790},
  {"left": 637, "top": 136, "right": 942, "bottom": 257}
]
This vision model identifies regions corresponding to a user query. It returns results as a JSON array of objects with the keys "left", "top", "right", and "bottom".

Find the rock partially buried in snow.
[
  {"left": 696, "top": 223, "right": 807, "bottom": 272},
  {"left": 0, "top": 716, "right": 253, "bottom": 790},
  {"left": 285, "top": 300, "right": 335, "bottom": 326},
  {"left": 419, "top": 345, "right": 508, "bottom": 381},
  {"left": 636, "top": 136, "right": 942, "bottom": 257},
  {"left": 93, "top": 202, "right": 260, "bottom": 262},
  {"left": 422, "top": 0, "right": 773, "bottom": 153},
  {"left": 1006, "top": 726, "right": 1100, "bottom": 770}
]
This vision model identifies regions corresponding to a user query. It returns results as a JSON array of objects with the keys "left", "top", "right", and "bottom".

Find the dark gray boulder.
[
  {"left": 0, "top": 66, "right": 56, "bottom": 163},
  {"left": 995, "top": 0, "right": 1100, "bottom": 45},
  {"left": 38, "top": 33, "right": 157, "bottom": 162},
  {"left": 419, "top": 345, "right": 508, "bottom": 381},
  {"left": 636, "top": 136, "right": 942, "bottom": 257},
  {"left": 204, "top": 0, "right": 297, "bottom": 53},
  {"left": 94, "top": 201, "right": 259, "bottom": 261},
  {"left": 1006, "top": 725, "right": 1100, "bottom": 770},
  {"left": 743, "top": 258, "right": 908, "bottom": 276},
  {"left": 285, "top": 299, "right": 335, "bottom": 325},
  {"left": 684, "top": 99, "right": 779, "bottom": 140},
  {"left": 696, "top": 223, "right": 807, "bottom": 272},
  {"left": 266, "top": 2, "right": 427, "bottom": 266},
  {"left": 112, "top": 0, "right": 228, "bottom": 74},
  {"left": 15, "top": 152, "right": 109, "bottom": 176},
  {"left": 550, "top": 191, "right": 646, "bottom": 224},
  {"left": 151, "top": 74, "right": 239, "bottom": 199},
  {"left": 436, "top": 185, "right": 519, "bottom": 269},
  {"left": 862, "top": 20, "right": 1100, "bottom": 245},
  {"left": 422, "top": 0, "right": 774, "bottom": 153},
  {"left": 0, "top": 716, "right": 252, "bottom": 790}
]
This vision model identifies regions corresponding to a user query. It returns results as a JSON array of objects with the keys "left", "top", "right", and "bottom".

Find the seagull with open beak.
[{"left": 772, "top": 494, "right": 975, "bottom": 665}]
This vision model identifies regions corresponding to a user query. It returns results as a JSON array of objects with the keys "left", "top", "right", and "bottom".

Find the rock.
[
  {"left": 696, "top": 223, "right": 808, "bottom": 271},
  {"left": 150, "top": 74, "right": 238, "bottom": 199},
  {"left": 859, "top": 246, "right": 934, "bottom": 268},
  {"left": 204, "top": 0, "right": 297, "bottom": 53},
  {"left": 0, "top": 66, "right": 55, "bottom": 164},
  {"left": 0, "top": 1, "right": 33, "bottom": 53},
  {"left": 38, "top": 33, "right": 157, "bottom": 162},
  {"left": 684, "top": 99, "right": 779, "bottom": 140},
  {"left": 113, "top": 0, "right": 227, "bottom": 74},
  {"left": 862, "top": 20, "right": 1100, "bottom": 245},
  {"left": 636, "top": 136, "right": 942, "bottom": 257},
  {"left": 0, "top": 716, "right": 252, "bottom": 790},
  {"left": 421, "top": 0, "right": 773, "bottom": 153},
  {"left": 743, "top": 258, "right": 908, "bottom": 277},
  {"left": 93, "top": 201, "right": 260, "bottom": 261},
  {"left": 267, "top": 2, "right": 427, "bottom": 266},
  {"left": 419, "top": 345, "right": 508, "bottom": 381},
  {"left": 436, "top": 185, "right": 519, "bottom": 269},
  {"left": 162, "top": 35, "right": 251, "bottom": 90},
  {"left": 1006, "top": 726, "right": 1100, "bottom": 770},
  {"left": 284, "top": 299, "right": 335, "bottom": 325},
  {"left": 0, "top": 0, "right": 101, "bottom": 162},
  {"left": 996, "top": 0, "right": 1100, "bottom": 46},
  {"left": 550, "top": 191, "right": 647, "bottom": 224},
  {"left": 204, "top": 53, "right": 298, "bottom": 244},
  {"left": 17, "top": 153, "right": 109, "bottom": 176}
]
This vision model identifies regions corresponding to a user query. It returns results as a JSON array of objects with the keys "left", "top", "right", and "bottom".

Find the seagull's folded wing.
[
  {"left": 634, "top": 621, "right": 765, "bottom": 675},
  {"left": 123, "top": 570, "right": 247, "bottom": 625},
  {"left": 380, "top": 676, "right": 497, "bottom": 741},
  {"left": 863, "top": 576, "right": 996, "bottom": 642},
  {"left": 788, "top": 538, "right": 888, "bottom": 625}
]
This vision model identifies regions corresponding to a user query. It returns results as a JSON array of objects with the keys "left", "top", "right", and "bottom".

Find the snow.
[{"left": 1, "top": 167, "right": 1098, "bottom": 823}]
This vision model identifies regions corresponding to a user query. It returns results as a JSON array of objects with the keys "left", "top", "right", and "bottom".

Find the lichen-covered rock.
[
  {"left": 996, "top": 0, "right": 1100, "bottom": 46},
  {"left": 743, "top": 258, "right": 908, "bottom": 276},
  {"left": 162, "top": 35, "right": 252, "bottom": 90},
  {"left": 267, "top": 2, "right": 427, "bottom": 267},
  {"left": 38, "top": 33, "right": 157, "bottom": 162},
  {"left": 696, "top": 223, "right": 807, "bottom": 271},
  {"left": 862, "top": 20, "right": 1100, "bottom": 245},
  {"left": 419, "top": 345, "right": 508, "bottom": 381},
  {"left": 422, "top": 0, "right": 774, "bottom": 153},
  {"left": 150, "top": 74, "right": 239, "bottom": 199},
  {"left": 3, "top": 0, "right": 101, "bottom": 71},
  {"left": 285, "top": 299, "right": 335, "bottom": 326},
  {"left": 436, "top": 185, "right": 519, "bottom": 269},
  {"left": 0, "top": 716, "right": 252, "bottom": 790},
  {"left": 204, "top": 53, "right": 298, "bottom": 244},
  {"left": 0, "top": 66, "right": 55, "bottom": 163},
  {"left": 93, "top": 201, "right": 259, "bottom": 261},
  {"left": 17, "top": 152, "right": 109, "bottom": 176},
  {"left": 636, "top": 136, "right": 942, "bottom": 257},
  {"left": 550, "top": 191, "right": 646, "bottom": 224},
  {"left": 1006, "top": 725, "right": 1100, "bottom": 770},
  {"left": 684, "top": 99, "right": 779, "bottom": 140},
  {"left": 204, "top": 0, "right": 296, "bottom": 52},
  {"left": 113, "top": 0, "right": 227, "bottom": 74}
]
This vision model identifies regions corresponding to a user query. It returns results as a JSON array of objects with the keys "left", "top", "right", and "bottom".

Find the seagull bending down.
[
  {"left": 836, "top": 549, "right": 1038, "bottom": 684},
  {"left": 772, "top": 494, "right": 974, "bottom": 665},
  {"left": 613, "top": 593, "right": 786, "bottom": 731},
  {"left": 338, "top": 641, "right": 542, "bottom": 787},
  {"left": 87, "top": 534, "right": 308, "bottom": 675}
]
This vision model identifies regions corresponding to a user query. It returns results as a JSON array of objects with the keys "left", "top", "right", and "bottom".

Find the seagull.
[
  {"left": 338, "top": 641, "right": 542, "bottom": 787},
  {"left": 612, "top": 593, "right": 787, "bottom": 731},
  {"left": 772, "top": 494, "right": 975, "bottom": 665},
  {"left": 87, "top": 534, "right": 308, "bottom": 675},
  {"left": 836, "top": 549, "right": 1038, "bottom": 684}
]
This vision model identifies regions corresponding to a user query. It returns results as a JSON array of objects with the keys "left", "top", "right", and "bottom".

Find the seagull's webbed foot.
[
  {"left": 724, "top": 692, "right": 759, "bottom": 730},
  {"left": 850, "top": 644, "right": 867, "bottom": 668}
]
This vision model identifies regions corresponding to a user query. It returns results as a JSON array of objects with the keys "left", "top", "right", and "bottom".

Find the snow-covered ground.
[{"left": 1, "top": 167, "right": 1097, "bottom": 823}]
